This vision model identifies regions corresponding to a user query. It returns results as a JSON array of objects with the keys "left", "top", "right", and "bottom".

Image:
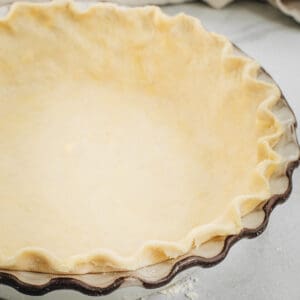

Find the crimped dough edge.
[{"left": 0, "top": 0, "right": 283, "bottom": 274}]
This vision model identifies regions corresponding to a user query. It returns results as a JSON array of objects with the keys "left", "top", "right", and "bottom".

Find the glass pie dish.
[{"left": 0, "top": 0, "right": 299, "bottom": 297}]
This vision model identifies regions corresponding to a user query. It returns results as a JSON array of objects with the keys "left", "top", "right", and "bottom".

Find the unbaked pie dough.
[{"left": 0, "top": 1, "right": 282, "bottom": 274}]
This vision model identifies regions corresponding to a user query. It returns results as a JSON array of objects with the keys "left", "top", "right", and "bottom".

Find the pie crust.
[{"left": 0, "top": 1, "right": 283, "bottom": 274}]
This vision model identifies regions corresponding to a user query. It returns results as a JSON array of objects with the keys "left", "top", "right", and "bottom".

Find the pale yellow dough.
[{"left": 0, "top": 1, "right": 282, "bottom": 273}]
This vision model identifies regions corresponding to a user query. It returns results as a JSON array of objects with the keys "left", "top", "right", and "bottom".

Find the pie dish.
[{"left": 0, "top": 0, "right": 299, "bottom": 280}]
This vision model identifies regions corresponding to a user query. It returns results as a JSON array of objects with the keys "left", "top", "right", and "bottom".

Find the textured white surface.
[
  {"left": 100, "top": 0, "right": 300, "bottom": 21},
  {"left": 0, "top": 1, "right": 299, "bottom": 299}
]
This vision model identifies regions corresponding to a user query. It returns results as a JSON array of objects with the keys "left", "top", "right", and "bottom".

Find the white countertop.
[{"left": 0, "top": 1, "right": 299, "bottom": 299}]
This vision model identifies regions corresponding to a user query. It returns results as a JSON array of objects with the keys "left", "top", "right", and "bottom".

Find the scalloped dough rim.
[{"left": 0, "top": 0, "right": 284, "bottom": 274}]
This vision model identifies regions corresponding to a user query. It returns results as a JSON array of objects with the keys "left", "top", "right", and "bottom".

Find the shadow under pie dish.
[{"left": 0, "top": 0, "right": 299, "bottom": 296}]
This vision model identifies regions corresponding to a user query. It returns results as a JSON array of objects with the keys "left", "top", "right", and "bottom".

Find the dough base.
[{"left": 0, "top": 1, "right": 282, "bottom": 273}]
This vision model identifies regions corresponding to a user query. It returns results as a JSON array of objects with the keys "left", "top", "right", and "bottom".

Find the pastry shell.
[{"left": 0, "top": 1, "right": 298, "bottom": 295}]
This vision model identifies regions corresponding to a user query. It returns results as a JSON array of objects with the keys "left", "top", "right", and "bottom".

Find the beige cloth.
[{"left": 112, "top": 0, "right": 300, "bottom": 23}]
